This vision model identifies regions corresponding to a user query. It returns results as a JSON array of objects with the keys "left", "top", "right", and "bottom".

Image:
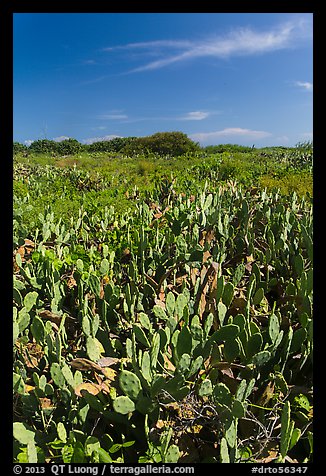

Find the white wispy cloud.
[
  {"left": 104, "top": 17, "right": 311, "bottom": 73},
  {"left": 24, "top": 139, "right": 34, "bottom": 146},
  {"left": 97, "top": 114, "right": 128, "bottom": 120},
  {"left": 102, "top": 40, "right": 193, "bottom": 51},
  {"left": 82, "top": 135, "right": 122, "bottom": 145},
  {"left": 53, "top": 136, "right": 72, "bottom": 142},
  {"left": 190, "top": 127, "right": 272, "bottom": 143},
  {"left": 294, "top": 81, "right": 313, "bottom": 91},
  {"left": 94, "top": 110, "right": 215, "bottom": 124},
  {"left": 179, "top": 111, "right": 211, "bottom": 121}
]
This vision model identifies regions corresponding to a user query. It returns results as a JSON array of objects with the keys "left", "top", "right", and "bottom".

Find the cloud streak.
[
  {"left": 97, "top": 114, "right": 128, "bottom": 120},
  {"left": 102, "top": 40, "right": 193, "bottom": 51},
  {"left": 82, "top": 134, "right": 122, "bottom": 145},
  {"left": 190, "top": 127, "right": 272, "bottom": 143},
  {"left": 104, "top": 17, "right": 311, "bottom": 73},
  {"left": 53, "top": 136, "right": 72, "bottom": 142},
  {"left": 93, "top": 110, "right": 216, "bottom": 124},
  {"left": 294, "top": 81, "right": 313, "bottom": 91},
  {"left": 179, "top": 111, "right": 211, "bottom": 121}
]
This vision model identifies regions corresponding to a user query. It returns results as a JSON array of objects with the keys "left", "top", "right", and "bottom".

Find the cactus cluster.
[{"left": 13, "top": 161, "right": 313, "bottom": 463}]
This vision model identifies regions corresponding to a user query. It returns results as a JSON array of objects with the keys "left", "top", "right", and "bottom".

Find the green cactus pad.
[
  {"left": 119, "top": 370, "right": 142, "bottom": 400},
  {"left": 113, "top": 395, "right": 136, "bottom": 415}
]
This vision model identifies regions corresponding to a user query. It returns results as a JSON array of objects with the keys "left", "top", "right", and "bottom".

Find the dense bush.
[
  {"left": 14, "top": 133, "right": 199, "bottom": 158},
  {"left": 121, "top": 131, "right": 200, "bottom": 157},
  {"left": 15, "top": 138, "right": 83, "bottom": 156},
  {"left": 86, "top": 137, "right": 137, "bottom": 153},
  {"left": 13, "top": 142, "right": 29, "bottom": 155},
  {"left": 55, "top": 138, "right": 82, "bottom": 156},
  {"left": 28, "top": 139, "right": 59, "bottom": 155}
]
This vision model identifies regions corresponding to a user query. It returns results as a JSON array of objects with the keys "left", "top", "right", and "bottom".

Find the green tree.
[
  {"left": 121, "top": 131, "right": 200, "bottom": 157},
  {"left": 13, "top": 142, "right": 29, "bottom": 155},
  {"left": 56, "top": 138, "right": 82, "bottom": 155},
  {"left": 28, "top": 139, "right": 58, "bottom": 154}
]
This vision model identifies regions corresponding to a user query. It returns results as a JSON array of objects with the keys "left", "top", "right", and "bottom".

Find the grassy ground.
[
  {"left": 13, "top": 146, "right": 313, "bottom": 463},
  {"left": 13, "top": 148, "right": 313, "bottom": 234}
]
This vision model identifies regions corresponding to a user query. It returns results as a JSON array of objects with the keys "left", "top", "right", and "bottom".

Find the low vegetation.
[{"left": 13, "top": 135, "right": 313, "bottom": 463}]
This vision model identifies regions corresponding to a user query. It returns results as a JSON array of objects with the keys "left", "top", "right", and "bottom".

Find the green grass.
[
  {"left": 13, "top": 146, "right": 313, "bottom": 463},
  {"left": 13, "top": 147, "right": 313, "bottom": 243}
]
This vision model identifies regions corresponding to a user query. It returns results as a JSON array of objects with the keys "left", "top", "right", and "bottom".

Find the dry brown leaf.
[
  {"left": 199, "top": 229, "right": 215, "bottom": 247},
  {"left": 39, "top": 397, "right": 54, "bottom": 409},
  {"left": 99, "top": 282, "right": 105, "bottom": 299},
  {"left": 70, "top": 357, "right": 118, "bottom": 376},
  {"left": 219, "top": 366, "right": 234, "bottom": 379},
  {"left": 196, "top": 262, "right": 219, "bottom": 318},
  {"left": 38, "top": 310, "right": 63, "bottom": 326},
  {"left": 69, "top": 358, "right": 103, "bottom": 373},
  {"left": 100, "top": 381, "right": 112, "bottom": 395},
  {"left": 198, "top": 293, "right": 207, "bottom": 319},
  {"left": 203, "top": 250, "right": 211, "bottom": 263},
  {"left": 97, "top": 356, "right": 119, "bottom": 368},
  {"left": 16, "top": 342, "right": 44, "bottom": 369},
  {"left": 198, "top": 231, "right": 206, "bottom": 247},
  {"left": 200, "top": 266, "right": 208, "bottom": 284},
  {"left": 155, "top": 420, "right": 166, "bottom": 429},
  {"left": 93, "top": 373, "right": 113, "bottom": 395},
  {"left": 74, "top": 382, "right": 103, "bottom": 397},
  {"left": 24, "top": 239, "right": 35, "bottom": 247},
  {"left": 190, "top": 268, "right": 199, "bottom": 287},
  {"left": 17, "top": 246, "right": 25, "bottom": 258},
  {"left": 163, "top": 354, "right": 176, "bottom": 372},
  {"left": 66, "top": 276, "right": 77, "bottom": 289}
]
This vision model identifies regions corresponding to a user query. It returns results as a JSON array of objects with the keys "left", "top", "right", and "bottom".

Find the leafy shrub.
[
  {"left": 22, "top": 138, "right": 83, "bottom": 156},
  {"left": 56, "top": 138, "right": 82, "bottom": 156},
  {"left": 86, "top": 137, "right": 137, "bottom": 153},
  {"left": 121, "top": 131, "right": 200, "bottom": 157},
  {"left": 13, "top": 142, "right": 29, "bottom": 155},
  {"left": 28, "top": 139, "right": 59, "bottom": 155}
]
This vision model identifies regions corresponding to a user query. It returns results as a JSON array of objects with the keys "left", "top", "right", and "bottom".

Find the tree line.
[{"left": 13, "top": 131, "right": 255, "bottom": 158}]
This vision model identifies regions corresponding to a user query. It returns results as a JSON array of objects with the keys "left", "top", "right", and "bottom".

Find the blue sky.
[{"left": 13, "top": 13, "right": 313, "bottom": 147}]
